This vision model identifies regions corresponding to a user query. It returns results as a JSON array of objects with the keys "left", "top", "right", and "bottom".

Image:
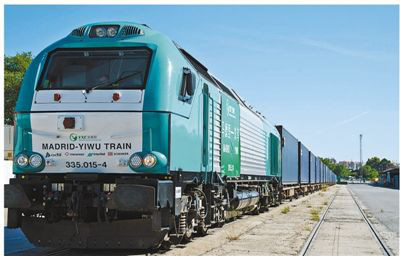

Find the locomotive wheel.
[
  {"left": 150, "top": 232, "right": 171, "bottom": 251},
  {"left": 160, "top": 233, "right": 171, "bottom": 250},
  {"left": 196, "top": 204, "right": 208, "bottom": 236},
  {"left": 196, "top": 223, "right": 208, "bottom": 236},
  {"left": 274, "top": 196, "right": 281, "bottom": 206},
  {"left": 182, "top": 231, "right": 192, "bottom": 242},
  {"left": 252, "top": 204, "right": 261, "bottom": 215},
  {"left": 182, "top": 219, "right": 195, "bottom": 243},
  {"left": 160, "top": 240, "right": 172, "bottom": 250},
  {"left": 259, "top": 197, "right": 269, "bottom": 213}
]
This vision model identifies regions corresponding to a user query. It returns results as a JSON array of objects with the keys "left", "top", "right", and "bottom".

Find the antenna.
[
  {"left": 360, "top": 134, "right": 363, "bottom": 181},
  {"left": 359, "top": 134, "right": 363, "bottom": 166}
]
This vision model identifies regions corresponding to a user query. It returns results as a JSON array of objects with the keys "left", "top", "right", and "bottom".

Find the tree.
[
  {"left": 378, "top": 158, "right": 396, "bottom": 172},
  {"left": 366, "top": 157, "right": 381, "bottom": 170},
  {"left": 365, "top": 157, "right": 396, "bottom": 173},
  {"left": 361, "top": 165, "right": 379, "bottom": 181},
  {"left": 321, "top": 158, "right": 335, "bottom": 170},
  {"left": 369, "top": 169, "right": 379, "bottom": 180},
  {"left": 321, "top": 158, "right": 351, "bottom": 178},
  {"left": 336, "top": 164, "right": 351, "bottom": 178},
  {"left": 4, "top": 52, "right": 33, "bottom": 125}
]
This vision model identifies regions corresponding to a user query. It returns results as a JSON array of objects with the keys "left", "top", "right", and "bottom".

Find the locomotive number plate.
[{"left": 65, "top": 161, "right": 107, "bottom": 168}]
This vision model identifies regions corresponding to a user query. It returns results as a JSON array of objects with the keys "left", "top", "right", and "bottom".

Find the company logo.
[
  {"left": 70, "top": 133, "right": 78, "bottom": 141},
  {"left": 69, "top": 153, "right": 85, "bottom": 156},
  {"left": 69, "top": 133, "right": 99, "bottom": 142},
  {"left": 113, "top": 152, "right": 129, "bottom": 156},
  {"left": 87, "top": 152, "right": 106, "bottom": 157},
  {"left": 45, "top": 152, "right": 61, "bottom": 158},
  {"left": 107, "top": 152, "right": 129, "bottom": 156}
]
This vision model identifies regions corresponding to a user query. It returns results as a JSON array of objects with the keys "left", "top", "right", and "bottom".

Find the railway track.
[
  {"left": 348, "top": 189, "right": 393, "bottom": 256},
  {"left": 298, "top": 186, "right": 392, "bottom": 256},
  {"left": 43, "top": 249, "right": 71, "bottom": 256},
  {"left": 298, "top": 190, "right": 338, "bottom": 256}
]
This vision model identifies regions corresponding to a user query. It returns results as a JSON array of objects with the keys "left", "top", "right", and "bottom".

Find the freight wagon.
[{"left": 5, "top": 22, "right": 335, "bottom": 250}]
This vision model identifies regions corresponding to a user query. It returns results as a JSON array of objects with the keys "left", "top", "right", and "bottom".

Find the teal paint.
[
  {"left": 262, "top": 119, "right": 282, "bottom": 178},
  {"left": 141, "top": 112, "right": 170, "bottom": 174},
  {"left": 270, "top": 133, "right": 280, "bottom": 176},
  {"left": 202, "top": 85, "right": 209, "bottom": 168},
  {"left": 265, "top": 132, "right": 270, "bottom": 176},
  {"left": 202, "top": 84, "right": 211, "bottom": 183},
  {"left": 169, "top": 91, "right": 203, "bottom": 172},
  {"left": 210, "top": 97, "right": 215, "bottom": 173},
  {"left": 13, "top": 113, "right": 33, "bottom": 174},
  {"left": 220, "top": 94, "right": 240, "bottom": 177}
]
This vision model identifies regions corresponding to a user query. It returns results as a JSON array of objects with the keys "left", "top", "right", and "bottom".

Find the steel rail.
[
  {"left": 299, "top": 187, "right": 393, "bottom": 256},
  {"left": 298, "top": 189, "right": 338, "bottom": 256},
  {"left": 44, "top": 248, "right": 72, "bottom": 256},
  {"left": 348, "top": 188, "right": 393, "bottom": 256}
]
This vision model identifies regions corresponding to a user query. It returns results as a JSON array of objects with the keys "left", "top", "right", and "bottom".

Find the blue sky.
[{"left": 5, "top": 5, "right": 399, "bottom": 163}]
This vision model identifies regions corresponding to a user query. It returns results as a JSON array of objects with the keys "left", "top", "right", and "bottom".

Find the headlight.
[
  {"left": 95, "top": 27, "right": 107, "bottom": 37},
  {"left": 143, "top": 154, "right": 157, "bottom": 168},
  {"left": 130, "top": 154, "right": 142, "bottom": 168},
  {"left": 29, "top": 154, "right": 43, "bottom": 168},
  {"left": 16, "top": 154, "right": 29, "bottom": 167},
  {"left": 107, "top": 26, "right": 118, "bottom": 37}
]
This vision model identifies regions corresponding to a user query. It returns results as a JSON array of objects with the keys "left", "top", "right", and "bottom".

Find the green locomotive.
[{"left": 5, "top": 22, "right": 335, "bottom": 250}]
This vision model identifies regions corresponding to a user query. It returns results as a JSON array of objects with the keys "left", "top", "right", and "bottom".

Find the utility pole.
[{"left": 360, "top": 134, "right": 363, "bottom": 182}]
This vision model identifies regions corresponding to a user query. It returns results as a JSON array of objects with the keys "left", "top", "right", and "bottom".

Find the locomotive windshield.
[{"left": 38, "top": 48, "right": 151, "bottom": 90}]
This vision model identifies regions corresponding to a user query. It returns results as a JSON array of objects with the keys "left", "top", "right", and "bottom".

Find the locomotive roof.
[
  {"left": 64, "top": 22, "right": 277, "bottom": 127},
  {"left": 174, "top": 42, "right": 275, "bottom": 126}
]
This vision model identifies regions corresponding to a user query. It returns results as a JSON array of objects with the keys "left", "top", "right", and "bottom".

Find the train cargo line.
[{"left": 5, "top": 21, "right": 337, "bottom": 252}]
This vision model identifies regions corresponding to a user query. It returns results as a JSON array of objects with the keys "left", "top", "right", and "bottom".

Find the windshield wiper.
[{"left": 85, "top": 71, "right": 142, "bottom": 93}]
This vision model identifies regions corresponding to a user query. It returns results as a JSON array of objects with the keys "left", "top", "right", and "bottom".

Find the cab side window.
[{"left": 179, "top": 67, "right": 196, "bottom": 103}]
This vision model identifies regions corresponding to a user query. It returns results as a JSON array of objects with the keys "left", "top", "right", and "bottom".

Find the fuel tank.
[{"left": 229, "top": 190, "right": 259, "bottom": 210}]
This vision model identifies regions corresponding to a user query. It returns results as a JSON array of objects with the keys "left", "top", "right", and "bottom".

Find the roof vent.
[
  {"left": 121, "top": 25, "right": 144, "bottom": 36},
  {"left": 70, "top": 26, "right": 87, "bottom": 37}
]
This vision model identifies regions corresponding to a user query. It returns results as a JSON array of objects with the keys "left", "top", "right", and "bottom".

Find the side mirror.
[
  {"left": 180, "top": 68, "right": 196, "bottom": 99},
  {"left": 185, "top": 69, "right": 196, "bottom": 96},
  {"left": 186, "top": 76, "right": 196, "bottom": 96}
]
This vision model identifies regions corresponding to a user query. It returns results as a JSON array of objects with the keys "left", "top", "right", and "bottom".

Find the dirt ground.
[{"left": 163, "top": 185, "right": 339, "bottom": 256}]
